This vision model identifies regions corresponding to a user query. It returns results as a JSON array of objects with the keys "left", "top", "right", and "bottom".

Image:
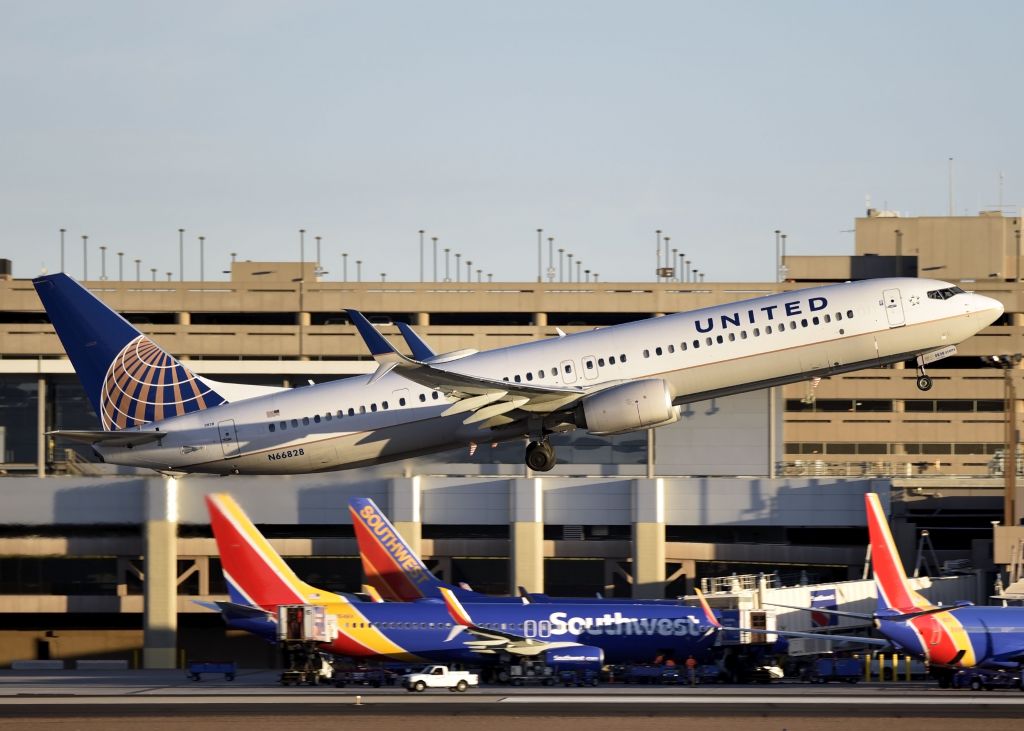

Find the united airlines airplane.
[{"left": 33, "top": 273, "right": 1001, "bottom": 474}]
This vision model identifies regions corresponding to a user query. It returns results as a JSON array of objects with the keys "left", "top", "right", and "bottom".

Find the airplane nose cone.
[{"left": 978, "top": 294, "right": 1005, "bottom": 322}]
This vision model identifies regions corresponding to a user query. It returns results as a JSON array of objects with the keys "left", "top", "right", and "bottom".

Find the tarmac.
[{"left": 1, "top": 670, "right": 1023, "bottom": 730}]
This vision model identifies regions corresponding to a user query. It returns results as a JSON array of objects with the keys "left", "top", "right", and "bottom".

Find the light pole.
[
  {"left": 685, "top": 259, "right": 691, "bottom": 282},
  {"left": 178, "top": 228, "right": 185, "bottom": 281},
  {"left": 418, "top": 230, "right": 425, "bottom": 282},
  {"left": 117, "top": 252, "right": 124, "bottom": 281},
  {"left": 774, "top": 229, "right": 781, "bottom": 282},
  {"left": 983, "top": 353, "right": 1023, "bottom": 527},
  {"left": 356, "top": 259, "right": 362, "bottom": 282},
  {"left": 576, "top": 260, "right": 581, "bottom": 282},
  {"left": 315, "top": 236, "right": 321, "bottom": 275},
  {"left": 299, "top": 229, "right": 305, "bottom": 275},
  {"left": 199, "top": 235, "right": 205, "bottom": 282},
  {"left": 82, "top": 235, "right": 88, "bottom": 280},
  {"left": 567, "top": 253, "right": 574, "bottom": 283},
  {"left": 466, "top": 260, "right": 472, "bottom": 282},
  {"left": 537, "top": 228, "right": 543, "bottom": 282},
  {"left": 135, "top": 259, "right": 141, "bottom": 281},
  {"left": 1011, "top": 227, "right": 1019, "bottom": 282},
  {"left": 150, "top": 267, "right": 157, "bottom": 281},
  {"left": 895, "top": 229, "right": 903, "bottom": 276},
  {"left": 99, "top": 245, "right": 107, "bottom": 280},
  {"left": 444, "top": 248, "right": 451, "bottom": 282},
  {"left": 432, "top": 237, "right": 438, "bottom": 281},
  {"left": 655, "top": 229, "right": 662, "bottom": 281},
  {"left": 547, "top": 237, "right": 555, "bottom": 282},
  {"left": 558, "top": 248, "right": 565, "bottom": 282},
  {"left": 780, "top": 234, "right": 787, "bottom": 280},
  {"left": 455, "top": 253, "right": 461, "bottom": 282},
  {"left": 342, "top": 253, "right": 348, "bottom": 282},
  {"left": 59, "top": 228, "right": 65, "bottom": 272}
]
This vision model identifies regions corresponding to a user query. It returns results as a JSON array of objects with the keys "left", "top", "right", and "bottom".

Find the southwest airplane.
[
  {"left": 205, "top": 492, "right": 723, "bottom": 664},
  {"left": 351, "top": 495, "right": 683, "bottom": 605},
  {"left": 766, "top": 493, "right": 1024, "bottom": 684},
  {"left": 33, "top": 272, "right": 1001, "bottom": 474}
]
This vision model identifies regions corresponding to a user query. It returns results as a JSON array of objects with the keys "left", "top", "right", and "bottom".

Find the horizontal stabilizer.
[{"left": 48, "top": 429, "right": 167, "bottom": 447}]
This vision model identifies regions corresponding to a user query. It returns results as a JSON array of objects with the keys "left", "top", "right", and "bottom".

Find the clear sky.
[{"left": 2, "top": 1, "right": 1022, "bottom": 283}]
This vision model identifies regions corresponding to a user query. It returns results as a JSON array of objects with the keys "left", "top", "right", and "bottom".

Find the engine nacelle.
[
  {"left": 577, "top": 378, "right": 680, "bottom": 436},
  {"left": 544, "top": 645, "right": 604, "bottom": 673}
]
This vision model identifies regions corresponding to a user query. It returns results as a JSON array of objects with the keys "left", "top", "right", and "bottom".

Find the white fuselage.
[{"left": 95, "top": 278, "right": 1002, "bottom": 474}]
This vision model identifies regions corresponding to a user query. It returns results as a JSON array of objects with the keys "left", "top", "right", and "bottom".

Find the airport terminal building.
[{"left": 0, "top": 210, "right": 1022, "bottom": 667}]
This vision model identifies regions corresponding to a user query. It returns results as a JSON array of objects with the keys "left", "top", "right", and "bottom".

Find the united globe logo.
[{"left": 99, "top": 335, "right": 225, "bottom": 430}]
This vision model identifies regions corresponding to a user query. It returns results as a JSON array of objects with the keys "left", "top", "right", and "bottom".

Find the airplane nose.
[{"left": 977, "top": 294, "right": 1005, "bottom": 321}]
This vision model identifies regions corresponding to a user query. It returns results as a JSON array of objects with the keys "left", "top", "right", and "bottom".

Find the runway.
[{"left": 2, "top": 670, "right": 1023, "bottom": 730}]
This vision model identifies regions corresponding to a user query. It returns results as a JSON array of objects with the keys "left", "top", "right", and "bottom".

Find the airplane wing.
[
  {"left": 695, "top": 590, "right": 890, "bottom": 647},
  {"left": 765, "top": 600, "right": 973, "bottom": 622},
  {"left": 439, "top": 588, "right": 584, "bottom": 657},
  {"left": 48, "top": 429, "right": 167, "bottom": 447},
  {"left": 395, "top": 322, "right": 479, "bottom": 364},
  {"left": 347, "top": 309, "right": 590, "bottom": 425}
]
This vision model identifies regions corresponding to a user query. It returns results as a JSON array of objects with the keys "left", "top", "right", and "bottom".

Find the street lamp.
[
  {"left": 315, "top": 236, "right": 321, "bottom": 275},
  {"left": 444, "top": 248, "right": 451, "bottom": 282},
  {"left": 199, "top": 235, "right": 205, "bottom": 282},
  {"left": 99, "top": 245, "right": 108, "bottom": 280},
  {"left": 774, "top": 230, "right": 781, "bottom": 282},
  {"left": 558, "top": 249, "right": 565, "bottom": 282},
  {"left": 983, "top": 353, "right": 1023, "bottom": 527},
  {"left": 150, "top": 267, "right": 157, "bottom": 281},
  {"left": 356, "top": 260, "right": 362, "bottom": 282},
  {"left": 342, "top": 253, "right": 348, "bottom": 282},
  {"left": 455, "top": 253, "right": 461, "bottom": 282},
  {"left": 135, "top": 259, "right": 141, "bottom": 281},
  {"left": 418, "top": 230, "right": 425, "bottom": 282},
  {"left": 547, "top": 237, "right": 555, "bottom": 282},
  {"left": 59, "top": 228, "right": 65, "bottom": 272},
  {"left": 117, "top": 252, "right": 124, "bottom": 281},
  {"left": 895, "top": 229, "right": 903, "bottom": 276},
  {"left": 432, "top": 237, "right": 438, "bottom": 281},
  {"left": 655, "top": 229, "right": 662, "bottom": 281},
  {"left": 178, "top": 228, "right": 185, "bottom": 281},
  {"left": 82, "top": 235, "right": 88, "bottom": 280},
  {"left": 537, "top": 228, "right": 543, "bottom": 282}
]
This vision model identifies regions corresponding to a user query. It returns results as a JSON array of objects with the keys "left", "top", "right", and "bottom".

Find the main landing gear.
[
  {"left": 915, "top": 363, "right": 933, "bottom": 391},
  {"left": 525, "top": 439, "right": 557, "bottom": 472}
]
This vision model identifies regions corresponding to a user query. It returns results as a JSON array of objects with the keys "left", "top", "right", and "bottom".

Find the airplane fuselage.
[
  {"left": 93, "top": 277, "right": 1002, "bottom": 474},
  {"left": 881, "top": 605, "right": 1024, "bottom": 670}
]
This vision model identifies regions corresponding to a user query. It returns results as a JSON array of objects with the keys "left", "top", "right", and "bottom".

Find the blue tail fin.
[{"left": 33, "top": 273, "right": 226, "bottom": 430}]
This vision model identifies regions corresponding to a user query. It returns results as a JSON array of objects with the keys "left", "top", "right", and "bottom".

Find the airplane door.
[
  {"left": 581, "top": 355, "right": 599, "bottom": 381},
  {"left": 218, "top": 419, "right": 240, "bottom": 458},
  {"left": 882, "top": 288, "right": 906, "bottom": 327},
  {"left": 560, "top": 360, "right": 577, "bottom": 384}
]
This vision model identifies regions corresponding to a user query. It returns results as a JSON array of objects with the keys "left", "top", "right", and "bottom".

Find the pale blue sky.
[{"left": 2, "top": 1, "right": 1022, "bottom": 282}]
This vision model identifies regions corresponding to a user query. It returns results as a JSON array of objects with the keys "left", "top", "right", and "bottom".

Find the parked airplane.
[
  {"left": 350, "top": 495, "right": 684, "bottom": 605},
  {"left": 769, "top": 493, "right": 1024, "bottom": 684},
  {"left": 34, "top": 273, "right": 1001, "bottom": 474},
  {"left": 205, "top": 492, "right": 722, "bottom": 664}
]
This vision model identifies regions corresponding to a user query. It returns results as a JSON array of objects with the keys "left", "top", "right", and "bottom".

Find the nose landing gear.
[{"left": 525, "top": 439, "right": 556, "bottom": 472}]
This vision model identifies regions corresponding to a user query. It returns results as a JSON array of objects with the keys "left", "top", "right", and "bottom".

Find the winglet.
[
  {"left": 345, "top": 309, "right": 405, "bottom": 360},
  {"left": 396, "top": 322, "right": 437, "bottom": 361},
  {"left": 439, "top": 587, "right": 475, "bottom": 627},
  {"left": 361, "top": 584, "right": 385, "bottom": 603},
  {"left": 694, "top": 588, "right": 721, "bottom": 629}
]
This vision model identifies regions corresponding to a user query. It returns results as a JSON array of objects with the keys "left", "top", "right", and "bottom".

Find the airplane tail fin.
[
  {"left": 349, "top": 497, "right": 449, "bottom": 601},
  {"left": 33, "top": 273, "right": 226, "bottom": 430},
  {"left": 865, "top": 492, "right": 932, "bottom": 612},
  {"left": 206, "top": 493, "right": 338, "bottom": 608}
]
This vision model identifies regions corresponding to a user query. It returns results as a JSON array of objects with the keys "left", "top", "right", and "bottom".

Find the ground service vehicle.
[{"left": 402, "top": 665, "right": 478, "bottom": 692}]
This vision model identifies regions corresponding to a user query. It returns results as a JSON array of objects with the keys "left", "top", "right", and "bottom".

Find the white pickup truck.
[{"left": 402, "top": 665, "right": 479, "bottom": 692}]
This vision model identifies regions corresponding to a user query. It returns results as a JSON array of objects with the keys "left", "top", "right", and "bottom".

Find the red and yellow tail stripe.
[
  {"left": 440, "top": 587, "right": 474, "bottom": 627},
  {"left": 865, "top": 492, "right": 976, "bottom": 666},
  {"left": 206, "top": 493, "right": 325, "bottom": 607},
  {"left": 206, "top": 493, "right": 421, "bottom": 662}
]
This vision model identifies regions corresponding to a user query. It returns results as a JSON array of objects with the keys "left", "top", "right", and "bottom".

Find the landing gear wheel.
[
  {"left": 916, "top": 375, "right": 933, "bottom": 391},
  {"left": 525, "top": 440, "right": 556, "bottom": 472}
]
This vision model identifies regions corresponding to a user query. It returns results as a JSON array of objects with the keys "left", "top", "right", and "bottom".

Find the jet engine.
[{"left": 576, "top": 379, "right": 681, "bottom": 436}]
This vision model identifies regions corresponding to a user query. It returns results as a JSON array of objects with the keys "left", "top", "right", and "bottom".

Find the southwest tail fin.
[
  {"left": 349, "top": 497, "right": 450, "bottom": 601},
  {"left": 206, "top": 493, "right": 340, "bottom": 608},
  {"left": 865, "top": 492, "right": 932, "bottom": 612},
  {"left": 33, "top": 273, "right": 226, "bottom": 430}
]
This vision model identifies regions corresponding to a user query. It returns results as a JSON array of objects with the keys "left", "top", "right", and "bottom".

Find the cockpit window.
[{"left": 926, "top": 286, "right": 965, "bottom": 300}]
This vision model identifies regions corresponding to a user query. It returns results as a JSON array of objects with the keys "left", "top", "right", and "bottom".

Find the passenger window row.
[
  {"left": 267, "top": 390, "right": 438, "bottom": 432},
  {"left": 641, "top": 310, "right": 855, "bottom": 357},
  {"left": 502, "top": 354, "right": 628, "bottom": 384}
]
